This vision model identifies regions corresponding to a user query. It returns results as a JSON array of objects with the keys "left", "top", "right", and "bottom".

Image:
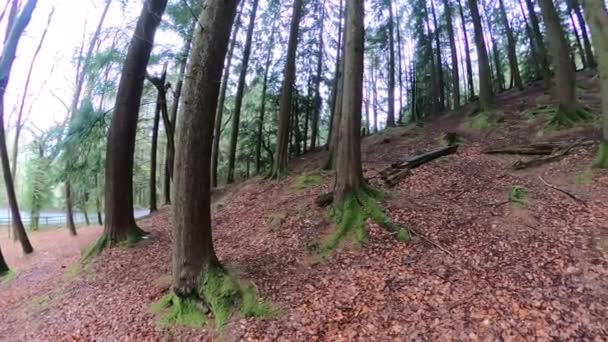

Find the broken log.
[
  {"left": 380, "top": 144, "right": 459, "bottom": 187},
  {"left": 512, "top": 140, "right": 587, "bottom": 170},
  {"left": 483, "top": 140, "right": 595, "bottom": 156}
]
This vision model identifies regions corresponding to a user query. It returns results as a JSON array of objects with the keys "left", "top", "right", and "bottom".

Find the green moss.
[
  {"left": 396, "top": 228, "right": 410, "bottom": 242},
  {"left": 118, "top": 231, "right": 142, "bottom": 249},
  {"left": 508, "top": 186, "right": 528, "bottom": 206},
  {"left": 240, "top": 287, "right": 271, "bottom": 318},
  {"left": 152, "top": 294, "right": 206, "bottom": 328},
  {"left": 81, "top": 234, "right": 108, "bottom": 263},
  {"left": 574, "top": 169, "right": 594, "bottom": 184},
  {"left": 547, "top": 105, "right": 594, "bottom": 128},
  {"left": 594, "top": 142, "right": 608, "bottom": 169},
  {"left": 1, "top": 270, "right": 16, "bottom": 284},
  {"left": 291, "top": 171, "right": 325, "bottom": 190},
  {"left": 469, "top": 112, "right": 491, "bottom": 130}
]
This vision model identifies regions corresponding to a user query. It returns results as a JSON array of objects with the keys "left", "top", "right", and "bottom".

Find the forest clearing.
[{"left": 0, "top": 0, "right": 607, "bottom": 340}]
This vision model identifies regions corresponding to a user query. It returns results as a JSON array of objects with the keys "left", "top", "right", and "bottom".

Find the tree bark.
[
  {"left": 524, "top": 0, "right": 552, "bottom": 86},
  {"left": 172, "top": 0, "right": 238, "bottom": 297},
  {"left": 572, "top": 0, "right": 596, "bottom": 68},
  {"left": 271, "top": 0, "right": 304, "bottom": 178},
  {"left": 538, "top": 0, "right": 578, "bottom": 113},
  {"left": 569, "top": 10, "right": 587, "bottom": 69},
  {"left": 310, "top": 1, "right": 325, "bottom": 150},
  {"left": 386, "top": 0, "right": 396, "bottom": 127},
  {"left": 0, "top": 244, "right": 8, "bottom": 276},
  {"left": 326, "top": 0, "right": 344, "bottom": 150},
  {"left": 149, "top": 87, "right": 161, "bottom": 213},
  {"left": 95, "top": 174, "right": 103, "bottom": 225},
  {"left": 443, "top": 0, "right": 460, "bottom": 109},
  {"left": 483, "top": 8, "right": 504, "bottom": 92},
  {"left": 0, "top": 0, "right": 36, "bottom": 254},
  {"left": 103, "top": 0, "right": 167, "bottom": 244},
  {"left": 211, "top": 7, "right": 242, "bottom": 187},
  {"left": 517, "top": 0, "right": 542, "bottom": 79},
  {"left": 457, "top": 0, "right": 475, "bottom": 99},
  {"left": 334, "top": 0, "right": 364, "bottom": 205},
  {"left": 498, "top": 0, "right": 523, "bottom": 90},
  {"left": 255, "top": 21, "right": 277, "bottom": 174},
  {"left": 424, "top": 3, "right": 439, "bottom": 115},
  {"left": 227, "top": 0, "right": 259, "bottom": 184},
  {"left": 430, "top": 0, "right": 445, "bottom": 111},
  {"left": 467, "top": 0, "right": 493, "bottom": 111}
]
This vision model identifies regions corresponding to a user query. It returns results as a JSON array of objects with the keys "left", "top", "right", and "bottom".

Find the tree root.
[
  {"left": 152, "top": 267, "right": 271, "bottom": 329},
  {"left": 512, "top": 139, "right": 588, "bottom": 169},
  {"left": 547, "top": 104, "right": 594, "bottom": 128},
  {"left": 323, "top": 186, "right": 409, "bottom": 253}
]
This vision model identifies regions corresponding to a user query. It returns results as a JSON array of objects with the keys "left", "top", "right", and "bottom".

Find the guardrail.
[{"left": 0, "top": 215, "right": 93, "bottom": 227}]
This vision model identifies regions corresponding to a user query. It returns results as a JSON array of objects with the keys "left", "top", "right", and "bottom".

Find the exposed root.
[
  {"left": 81, "top": 234, "right": 108, "bottom": 263},
  {"left": 152, "top": 267, "right": 271, "bottom": 330},
  {"left": 547, "top": 104, "right": 594, "bottom": 128},
  {"left": 323, "top": 186, "right": 409, "bottom": 253}
]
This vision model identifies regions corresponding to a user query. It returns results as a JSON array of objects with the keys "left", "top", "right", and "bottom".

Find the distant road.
[{"left": 0, "top": 208, "right": 150, "bottom": 229}]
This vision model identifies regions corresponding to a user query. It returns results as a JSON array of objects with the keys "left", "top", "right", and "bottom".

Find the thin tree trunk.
[
  {"left": 65, "top": 183, "right": 77, "bottom": 235},
  {"left": 149, "top": 89, "right": 161, "bottom": 213},
  {"left": 498, "top": 0, "right": 523, "bottom": 90},
  {"left": 172, "top": 0, "right": 239, "bottom": 296},
  {"left": 483, "top": 8, "right": 504, "bottom": 92},
  {"left": 11, "top": 7, "right": 53, "bottom": 178},
  {"left": 310, "top": 1, "right": 325, "bottom": 150},
  {"left": 211, "top": 7, "right": 242, "bottom": 187},
  {"left": 518, "top": 0, "right": 542, "bottom": 80},
  {"left": 396, "top": 13, "right": 404, "bottom": 122},
  {"left": 424, "top": 3, "right": 439, "bottom": 115},
  {"left": 0, "top": 245, "right": 8, "bottom": 276},
  {"left": 569, "top": 11, "right": 587, "bottom": 69},
  {"left": 227, "top": 0, "right": 259, "bottom": 184},
  {"left": 94, "top": 174, "right": 103, "bottom": 225},
  {"left": 326, "top": 0, "right": 344, "bottom": 150},
  {"left": 386, "top": 0, "right": 396, "bottom": 126},
  {"left": 103, "top": 0, "right": 167, "bottom": 245},
  {"left": 572, "top": 0, "right": 596, "bottom": 68},
  {"left": 334, "top": 0, "right": 364, "bottom": 205},
  {"left": 303, "top": 76, "right": 312, "bottom": 153},
  {"left": 271, "top": 0, "right": 304, "bottom": 178},
  {"left": 443, "top": 0, "right": 460, "bottom": 109},
  {"left": 82, "top": 205, "right": 90, "bottom": 226},
  {"left": 524, "top": 0, "right": 552, "bottom": 86},
  {"left": 430, "top": 0, "right": 445, "bottom": 111},
  {"left": 0, "top": 0, "right": 36, "bottom": 254},
  {"left": 467, "top": 0, "right": 493, "bottom": 111},
  {"left": 371, "top": 59, "right": 379, "bottom": 132},
  {"left": 457, "top": 0, "right": 475, "bottom": 99},
  {"left": 255, "top": 21, "right": 277, "bottom": 174}
]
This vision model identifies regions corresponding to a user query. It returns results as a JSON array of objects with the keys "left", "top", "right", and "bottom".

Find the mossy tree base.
[
  {"left": 323, "top": 185, "right": 410, "bottom": 253},
  {"left": 547, "top": 104, "right": 593, "bottom": 128},
  {"left": 152, "top": 267, "right": 270, "bottom": 330},
  {"left": 595, "top": 142, "right": 608, "bottom": 169},
  {"left": 266, "top": 167, "right": 289, "bottom": 181},
  {"left": 81, "top": 226, "right": 147, "bottom": 262}
]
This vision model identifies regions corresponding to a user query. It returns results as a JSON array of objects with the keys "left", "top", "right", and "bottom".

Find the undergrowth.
[
  {"left": 152, "top": 268, "right": 271, "bottom": 330},
  {"left": 291, "top": 170, "right": 326, "bottom": 190},
  {"left": 322, "top": 185, "right": 409, "bottom": 255},
  {"left": 508, "top": 186, "right": 528, "bottom": 206},
  {"left": 469, "top": 112, "right": 491, "bottom": 130}
]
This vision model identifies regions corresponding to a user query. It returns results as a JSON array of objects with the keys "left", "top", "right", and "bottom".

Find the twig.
[
  {"left": 409, "top": 227, "right": 455, "bottom": 259},
  {"left": 538, "top": 176, "right": 586, "bottom": 206},
  {"left": 449, "top": 190, "right": 466, "bottom": 200}
]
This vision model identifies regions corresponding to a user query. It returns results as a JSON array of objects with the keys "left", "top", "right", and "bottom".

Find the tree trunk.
[
  {"left": 95, "top": 174, "right": 103, "bottom": 225},
  {"left": 255, "top": 21, "right": 277, "bottom": 174},
  {"left": 424, "top": 4, "right": 439, "bottom": 115},
  {"left": 326, "top": 0, "right": 344, "bottom": 151},
  {"left": 572, "top": 0, "right": 596, "bottom": 68},
  {"left": 457, "top": 0, "right": 475, "bottom": 99},
  {"left": 11, "top": 8, "right": 52, "bottom": 179},
  {"left": 172, "top": 0, "right": 238, "bottom": 297},
  {"left": 334, "top": 0, "right": 364, "bottom": 205},
  {"left": 483, "top": 9, "right": 504, "bottom": 92},
  {"left": 517, "top": 0, "right": 542, "bottom": 79},
  {"left": 82, "top": 205, "right": 90, "bottom": 226},
  {"left": 569, "top": 11, "right": 587, "bottom": 69},
  {"left": 443, "top": 0, "right": 460, "bottom": 109},
  {"left": 538, "top": 0, "right": 578, "bottom": 113},
  {"left": 396, "top": 14, "right": 404, "bottom": 122},
  {"left": 498, "top": 0, "right": 523, "bottom": 90},
  {"left": 149, "top": 90, "right": 161, "bottom": 213},
  {"left": 0, "top": 0, "right": 36, "bottom": 254},
  {"left": 227, "top": 0, "right": 259, "bottom": 184},
  {"left": 0, "top": 245, "right": 9, "bottom": 276},
  {"left": 386, "top": 0, "right": 396, "bottom": 127},
  {"left": 311, "top": 2, "right": 325, "bottom": 150},
  {"left": 430, "top": 0, "right": 445, "bottom": 111},
  {"left": 103, "top": 0, "right": 167, "bottom": 245},
  {"left": 371, "top": 59, "right": 379, "bottom": 132},
  {"left": 524, "top": 0, "right": 552, "bottom": 86},
  {"left": 271, "top": 0, "right": 304, "bottom": 178},
  {"left": 467, "top": 0, "right": 493, "bottom": 111},
  {"left": 303, "top": 76, "right": 312, "bottom": 153},
  {"left": 580, "top": 0, "right": 607, "bottom": 167},
  {"left": 65, "top": 183, "right": 77, "bottom": 235}
]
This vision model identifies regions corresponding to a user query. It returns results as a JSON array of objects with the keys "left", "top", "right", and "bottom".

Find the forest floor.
[{"left": 1, "top": 72, "right": 608, "bottom": 341}]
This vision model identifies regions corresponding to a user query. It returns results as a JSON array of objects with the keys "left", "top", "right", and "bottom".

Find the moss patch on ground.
[
  {"left": 469, "top": 112, "right": 491, "bottom": 130},
  {"left": 508, "top": 186, "right": 529, "bottom": 206},
  {"left": 291, "top": 170, "right": 326, "bottom": 190}
]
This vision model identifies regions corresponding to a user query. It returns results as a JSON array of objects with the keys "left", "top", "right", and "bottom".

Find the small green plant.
[
  {"left": 469, "top": 112, "right": 491, "bottom": 130},
  {"left": 396, "top": 228, "right": 410, "bottom": 242},
  {"left": 151, "top": 294, "right": 206, "bottom": 328},
  {"left": 291, "top": 171, "right": 325, "bottom": 190},
  {"left": 508, "top": 186, "right": 528, "bottom": 206}
]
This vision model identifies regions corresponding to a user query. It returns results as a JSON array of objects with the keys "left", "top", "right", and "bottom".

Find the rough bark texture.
[
  {"left": 172, "top": 0, "right": 238, "bottom": 297},
  {"left": 255, "top": 21, "right": 277, "bottom": 174},
  {"left": 538, "top": 0, "right": 578, "bottom": 113},
  {"left": 334, "top": 0, "right": 364, "bottom": 205},
  {"left": 580, "top": 0, "right": 608, "bottom": 166},
  {"left": 443, "top": 0, "right": 460, "bottom": 109},
  {"left": 457, "top": 0, "right": 475, "bottom": 99},
  {"left": 272, "top": 0, "right": 304, "bottom": 178},
  {"left": 524, "top": 0, "right": 552, "bottom": 86},
  {"left": 386, "top": 0, "right": 396, "bottom": 127},
  {"left": 104, "top": 0, "right": 167, "bottom": 244},
  {"left": 498, "top": 0, "right": 523, "bottom": 90},
  {"left": 211, "top": 8, "right": 242, "bottom": 187},
  {"left": 0, "top": 0, "right": 36, "bottom": 254},
  {"left": 310, "top": 1, "right": 325, "bottom": 150},
  {"left": 227, "top": 0, "right": 259, "bottom": 184},
  {"left": 467, "top": 0, "right": 493, "bottom": 111}
]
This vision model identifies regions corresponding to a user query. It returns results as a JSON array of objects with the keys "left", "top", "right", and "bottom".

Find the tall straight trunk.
[
  {"left": 293, "top": 94, "right": 301, "bottom": 157},
  {"left": 467, "top": 0, "right": 493, "bottom": 111},
  {"left": 371, "top": 59, "right": 379, "bottom": 132},
  {"left": 579, "top": 0, "right": 608, "bottom": 166},
  {"left": 443, "top": 0, "right": 460, "bottom": 109},
  {"left": 82, "top": 205, "right": 90, "bottom": 226},
  {"left": 483, "top": 9, "right": 504, "bottom": 92},
  {"left": 271, "top": 0, "right": 304, "bottom": 178},
  {"left": 94, "top": 174, "right": 103, "bottom": 225},
  {"left": 364, "top": 79, "right": 371, "bottom": 134},
  {"left": 571, "top": 0, "right": 596, "bottom": 68},
  {"left": 386, "top": 0, "right": 396, "bottom": 127},
  {"left": 396, "top": 14, "right": 404, "bottom": 122},
  {"left": 524, "top": 0, "right": 551, "bottom": 86},
  {"left": 11, "top": 7, "right": 52, "bottom": 178},
  {"left": 211, "top": 7, "right": 242, "bottom": 187},
  {"left": 149, "top": 91, "right": 161, "bottom": 213},
  {"left": 518, "top": 0, "right": 542, "bottom": 79},
  {"left": 303, "top": 76, "right": 312, "bottom": 153},
  {"left": 164, "top": 20, "right": 194, "bottom": 204},
  {"left": 538, "top": 0, "right": 578, "bottom": 112},
  {"left": 326, "top": 0, "right": 344, "bottom": 150},
  {"left": 3, "top": 0, "right": 19, "bottom": 43},
  {"left": 255, "top": 21, "right": 277, "bottom": 174},
  {"left": 334, "top": 0, "right": 364, "bottom": 205},
  {"left": 569, "top": 11, "right": 587, "bottom": 69},
  {"left": 227, "top": 0, "right": 259, "bottom": 184},
  {"left": 430, "top": 0, "right": 445, "bottom": 111},
  {"left": 457, "top": 0, "right": 475, "bottom": 99},
  {"left": 172, "top": 0, "right": 238, "bottom": 298},
  {"left": 0, "top": 0, "right": 36, "bottom": 254},
  {"left": 498, "top": 0, "right": 523, "bottom": 90},
  {"left": 424, "top": 4, "right": 439, "bottom": 115},
  {"left": 310, "top": 1, "right": 325, "bottom": 150},
  {"left": 103, "top": 0, "right": 167, "bottom": 245},
  {"left": 65, "top": 183, "right": 77, "bottom": 235}
]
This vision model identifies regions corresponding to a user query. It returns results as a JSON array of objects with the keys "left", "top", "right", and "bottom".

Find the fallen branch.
[
  {"left": 538, "top": 176, "right": 586, "bottom": 206},
  {"left": 512, "top": 139, "right": 587, "bottom": 170},
  {"left": 483, "top": 140, "right": 595, "bottom": 156},
  {"left": 380, "top": 145, "right": 458, "bottom": 187}
]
